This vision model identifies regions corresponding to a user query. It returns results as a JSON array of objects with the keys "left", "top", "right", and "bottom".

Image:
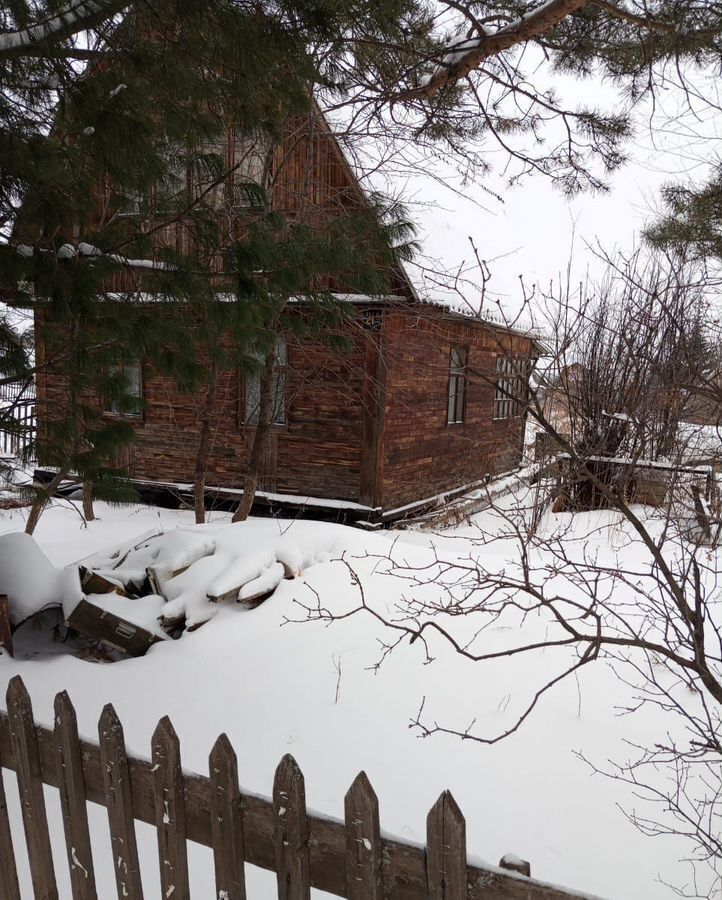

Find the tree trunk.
[
  {"left": 194, "top": 360, "right": 218, "bottom": 525},
  {"left": 82, "top": 480, "right": 95, "bottom": 522},
  {"left": 25, "top": 469, "right": 68, "bottom": 535},
  {"left": 232, "top": 350, "right": 275, "bottom": 523},
  {"left": 232, "top": 472, "right": 258, "bottom": 523}
]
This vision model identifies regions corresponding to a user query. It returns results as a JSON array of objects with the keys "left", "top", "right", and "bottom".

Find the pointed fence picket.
[
  {"left": 7, "top": 677, "right": 58, "bottom": 899},
  {"left": 98, "top": 703, "right": 144, "bottom": 900},
  {"left": 0, "top": 764, "right": 21, "bottom": 900},
  {"left": 0, "top": 676, "right": 603, "bottom": 900},
  {"left": 53, "top": 691, "right": 97, "bottom": 900},
  {"left": 152, "top": 716, "right": 190, "bottom": 900},
  {"left": 210, "top": 733, "right": 246, "bottom": 900},
  {"left": 344, "top": 771, "right": 382, "bottom": 900}
]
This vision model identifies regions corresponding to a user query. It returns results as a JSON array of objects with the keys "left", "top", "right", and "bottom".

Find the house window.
[
  {"left": 493, "top": 356, "right": 526, "bottom": 420},
  {"left": 191, "top": 139, "right": 227, "bottom": 210},
  {"left": 225, "top": 129, "right": 269, "bottom": 211},
  {"left": 105, "top": 362, "right": 142, "bottom": 417},
  {"left": 154, "top": 142, "right": 189, "bottom": 213},
  {"left": 225, "top": 180, "right": 266, "bottom": 211},
  {"left": 117, "top": 130, "right": 270, "bottom": 217},
  {"left": 117, "top": 145, "right": 187, "bottom": 216},
  {"left": 447, "top": 348, "right": 468, "bottom": 425},
  {"left": 245, "top": 339, "right": 287, "bottom": 426}
]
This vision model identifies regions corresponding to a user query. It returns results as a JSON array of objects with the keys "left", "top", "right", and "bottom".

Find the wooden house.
[{"left": 31, "top": 112, "right": 541, "bottom": 524}]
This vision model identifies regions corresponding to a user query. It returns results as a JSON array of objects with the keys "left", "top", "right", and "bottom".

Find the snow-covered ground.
[{"left": 0, "top": 495, "right": 715, "bottom": 899}]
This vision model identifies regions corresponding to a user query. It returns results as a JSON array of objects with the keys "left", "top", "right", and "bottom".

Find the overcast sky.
[{"left": 373, "top": 66, "right": 722, "bottom": 325}]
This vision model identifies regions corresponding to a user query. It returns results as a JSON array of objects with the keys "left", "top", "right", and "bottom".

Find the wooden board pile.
[
  {"left": 66, "top": 528, "right": 301, "bottom": 656},
  {"left": 0, "top": 525, "right": 309, "bottom": 660}
]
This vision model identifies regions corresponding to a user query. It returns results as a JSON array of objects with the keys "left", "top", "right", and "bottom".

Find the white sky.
[{"left": 374, "top": 66, "right": 722, "bottom": 322}]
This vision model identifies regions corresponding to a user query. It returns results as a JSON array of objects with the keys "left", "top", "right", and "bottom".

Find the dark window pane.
[
  {"left": 447, "top": 348, "right": 467, "bottom": 424},
  {"left": 106, "top": 363, "right": 142, "bottom": 417},
  {"left": 245, "top": 339, "right": 287, "bottom": 426}
]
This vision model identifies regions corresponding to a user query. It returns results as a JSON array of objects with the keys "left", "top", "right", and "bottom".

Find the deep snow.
[{"left": 0, "top": 496, "right": 716, "bottom": 899}]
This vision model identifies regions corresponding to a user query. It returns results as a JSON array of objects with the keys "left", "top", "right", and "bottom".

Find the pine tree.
[
  {"left": 1, "top": 0, "right": 426, "bottom": 526},
  {"left": 646, "top": 169, "right": 722, "bottom": 261},
  {"left": 3, "top": 1, "right": 722, "bottom": 528}
]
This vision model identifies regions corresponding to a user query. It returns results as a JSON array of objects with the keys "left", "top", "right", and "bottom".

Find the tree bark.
[
  {"left": 232, "top": 472, "right": 259, "bottom": 524},
  {"left": 82, "top": 480, "right": 95, "bottom": 522},
  {"left": 25, "top": 469, "right": 68, "bottom": 535},
  {"left": 232, "top": 351, "right": 276, "bottom": 523},
  {"left": 397, "top": 0, "right": 589, "bottom": 100},
  {"left": 0, "top": 0, "right": 131, "bottom": 60},
  {"left": 194, "top": 360, "right": 218, "bottom": 525}
]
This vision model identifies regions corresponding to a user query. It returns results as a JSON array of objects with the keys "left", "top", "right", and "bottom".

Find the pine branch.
[
  {"left": 592, "top": 0, "right": 678, "bottom": 31},
  {"left": 0, "top": 0, "right": 130, "bottom": 59},
  {"left": 397, "top": 0, "right": 591, "bottom": 101}
]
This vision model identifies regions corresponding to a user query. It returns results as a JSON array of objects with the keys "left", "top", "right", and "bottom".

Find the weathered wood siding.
[
  {"left": 102, "top": 111, "right": 412, "bottom": 299},
  {"left": 34, "top": 305, "right": 373, "bottom": 503},
  {"left": 128, "top": 330, "right": 368, "bottom": 501},
  {"left": 32, "top": 109, "right": 532, "bottom": 514},
  {"left": 35, "top": 305, "right": 535, "bottom": 512},
  {"left": 377, "top": 309, "right": 532, "bottom": 511}
]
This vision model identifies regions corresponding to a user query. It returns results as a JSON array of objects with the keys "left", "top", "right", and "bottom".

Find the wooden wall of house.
[
  {"left": 377, "top": 309, "right": 532, "bottom": 511},
  {"left": 272, "top": 115, "right": 412, "bottom": 299},
  {"left": 34, "top": 305, "right": 378, "bottom": 504},
  {"left": 35, "top": 303, "right": 535, "bottom": 514}
]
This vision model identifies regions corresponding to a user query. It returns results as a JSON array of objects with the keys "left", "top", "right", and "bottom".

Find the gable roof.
[{"left": 316, "top": 106, "right": 542, "bottom": 344}]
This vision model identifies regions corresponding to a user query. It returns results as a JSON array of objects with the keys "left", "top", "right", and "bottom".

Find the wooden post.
[
  {"left": 426, "top": 791, "right": 466, "bottom": 900},
  {"left": 273, "top": 754, "right": 310, "bottom": 900},
  {"left": 0, "top": 593, "right": 13, "bottom": 658},
  {"left": 6, "top": 675, "right": 58, "bottom": 899},
  {"left": 209, "top": 733, "right": 246, "bottom": 900},
  {"left": 98, "top": 704, "right": 144, "bottom": 900},
  {"left": 152, "top": 716, "right": 190, "bottom": 900},
  {"left": 0, "top": 765, "right": 21, "bottom": 900},
  {"left": 54, "top": 691, "right": 97, "bottom": 900},
  {"left": 344, "top": 771, "right": 383, "bottom": 900}
]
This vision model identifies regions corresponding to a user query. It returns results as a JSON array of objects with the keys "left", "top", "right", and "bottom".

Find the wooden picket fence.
[
  {"left": 0, "top": 676, "right": 600, "bottom": 900},
  {"left": 0, "top": 397, "right": 36, "bottom": 459}
]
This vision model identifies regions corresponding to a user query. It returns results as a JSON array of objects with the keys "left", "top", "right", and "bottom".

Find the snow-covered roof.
[{"left": 96, "top": 288, "right": 544, "bottom": 346}]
